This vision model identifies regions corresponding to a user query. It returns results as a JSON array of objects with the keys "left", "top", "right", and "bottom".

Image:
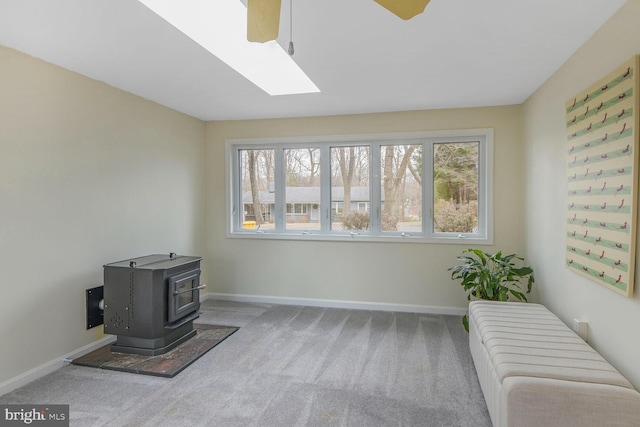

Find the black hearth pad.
[{"left": 71, "top": 324, "right": 238, "bottom": 378}]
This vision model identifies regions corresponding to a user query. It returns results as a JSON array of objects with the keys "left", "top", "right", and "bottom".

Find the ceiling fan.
[{"left": 247, "top": 0, "right": 431, "bottom": 43}]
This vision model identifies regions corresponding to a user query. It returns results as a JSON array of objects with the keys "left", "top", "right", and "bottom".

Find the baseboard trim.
[
  {"left": 201, "top": 292, "right": 467, "bottom": 316},
  {"left": 0, "top": 335, "right": 116, "bottom": 397}
]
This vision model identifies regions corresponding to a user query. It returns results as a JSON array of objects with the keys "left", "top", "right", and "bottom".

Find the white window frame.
[
  {"left": 226, "top": 129, "right": 493, "bottom": 244},
  {"left": 357, "top": 202, "right": 369, "bottom": 212}
]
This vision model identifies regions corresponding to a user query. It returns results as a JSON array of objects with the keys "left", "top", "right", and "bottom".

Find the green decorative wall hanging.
[{"left": 566, "top": 56, "right": 639, "bottom": 298}]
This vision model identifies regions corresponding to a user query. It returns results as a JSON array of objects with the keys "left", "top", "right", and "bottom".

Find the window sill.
[{"left": 226, "top": 231, "right": 493, "bottom": 245}]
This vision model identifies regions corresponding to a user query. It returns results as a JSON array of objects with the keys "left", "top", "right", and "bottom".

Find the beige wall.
[
  {"left": 0, "top": 45, "right": 206, "bottom": 384},
  {"left": 204, "top": 106, "right": 525, "bottom": 310},
  {"left": 523, "top": 0, "right": 640, "bottom": 389}
]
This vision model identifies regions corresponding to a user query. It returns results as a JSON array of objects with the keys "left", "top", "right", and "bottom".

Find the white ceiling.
[{"left": 0, "top": 0, "right": 629, "bottom": 121}]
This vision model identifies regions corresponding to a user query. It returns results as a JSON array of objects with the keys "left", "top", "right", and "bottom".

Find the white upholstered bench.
[{"left": 468, "top": 300, "right": 640, "bottom": 427}]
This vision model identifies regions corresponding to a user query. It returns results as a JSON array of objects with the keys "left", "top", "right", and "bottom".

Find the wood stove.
[{"left": 103, "top": 253, "right": 204, "bottom": 356}]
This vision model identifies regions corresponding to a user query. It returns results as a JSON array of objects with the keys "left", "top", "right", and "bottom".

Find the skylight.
[{"left": 137, "top": 0, "right": 320, "bottom": 96}]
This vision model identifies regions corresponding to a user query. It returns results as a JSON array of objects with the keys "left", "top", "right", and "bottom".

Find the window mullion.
[
  {"left": 485, "top": 132, "right": 494, "bottom": 242},
  {"left": 424, "top": 140, "right": 435, "bottom": 238},
  {"left": 477, "top": 134, "right": 493, "bottom": 239},
  {"left": 320, "top": 145, "right": 331, "bottom": 232},
  {"left": 370, "top": 142, "right": 381, "bottom": 233},
  {"left": 477, "top": 138, "right": 485, "bottom": 237},
  {"left": 232, "top": 148, "right": 241, "bottom": 232},
  {"left": 274, "top": 147, "right": 285, "bottom": 231}
]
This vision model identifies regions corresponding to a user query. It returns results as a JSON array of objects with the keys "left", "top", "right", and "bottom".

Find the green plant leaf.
[
  {"left": 509, "top": 289, "right": 527, "bottom": 302},
  {"left": 462, "top": 314, "right": 469, "bottom": 332},
  {"left": 512, "top": 266, "right": 533, "bottom": 276},
  {"left": 467, "top": 249, "right": 487, "bottom": 266},
  {"left": 450, "top": 249, "right": 534, "bottom": 304}
]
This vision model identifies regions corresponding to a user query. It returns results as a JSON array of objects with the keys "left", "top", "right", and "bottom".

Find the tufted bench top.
[{"left": 469, "top": 300, "right": 634, "bottom": 390}]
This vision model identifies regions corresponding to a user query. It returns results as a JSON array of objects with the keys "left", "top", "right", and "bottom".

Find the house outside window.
[{"left": 228, "top": 129, "right": 493, "bottom": 243}]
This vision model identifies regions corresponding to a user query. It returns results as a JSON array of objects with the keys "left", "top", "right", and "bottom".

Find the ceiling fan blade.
[
  {"left": 374, "top": 0, "right": 431, "bottom": 20},
  {"left": 247, "top": 0, "right": 282, "bottom": 42}
]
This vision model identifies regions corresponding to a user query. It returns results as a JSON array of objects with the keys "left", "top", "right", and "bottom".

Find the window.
[
  {"left": 433, "top": 142, "right": 479, "bottom": 234},
  {"left": 331, "top": 145, "right": 370, "bottom": 231},
  {"left": 380, "top": 144, "right": 422, "bottom": 233},
  {"left": 228, "top": 129, "right": 493, "bottom": 243},
  {"left": 239, "top": 149, "right": 275, "bottom": 230},
  {"left": 285, "top": 148, "right": 320, "bottom": 230}
]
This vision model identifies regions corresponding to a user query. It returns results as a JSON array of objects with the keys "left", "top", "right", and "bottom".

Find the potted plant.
[{"left": 449, "top": 249, "right": 534, "bottom": 331}]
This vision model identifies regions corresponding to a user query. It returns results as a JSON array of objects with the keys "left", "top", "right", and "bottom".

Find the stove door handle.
[{"left": 173, "top": 284, "right": 206, "bottom": 295}]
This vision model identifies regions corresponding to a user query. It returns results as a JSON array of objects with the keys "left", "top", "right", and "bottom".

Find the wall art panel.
[{"left": 566, "top": 56, "right": 639, "bottom": 297}]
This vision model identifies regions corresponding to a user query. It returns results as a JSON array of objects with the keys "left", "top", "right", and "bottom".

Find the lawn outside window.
[{"left": 227, "top": 129, "right": 493, "bottom": 244}]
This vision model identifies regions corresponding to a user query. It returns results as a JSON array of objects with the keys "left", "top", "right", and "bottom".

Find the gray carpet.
[{"left": 0, "top": 300, "right": 491, "bottom": 426}]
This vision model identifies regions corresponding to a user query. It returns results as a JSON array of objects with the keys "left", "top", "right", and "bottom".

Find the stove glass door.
[
  {"left": 168, "top": 269, "right": 201, "bottom": 323},
  {"left": 177, "top": 279, "right": 195, "bottom": 309}
]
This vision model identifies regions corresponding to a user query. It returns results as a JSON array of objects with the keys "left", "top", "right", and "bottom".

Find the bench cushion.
[
  {"left": 469, "top": 300, "right": 640, "bottom": 427},
  {"left": 469, "top": 301, "right": 634, "bottom": 389}
]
